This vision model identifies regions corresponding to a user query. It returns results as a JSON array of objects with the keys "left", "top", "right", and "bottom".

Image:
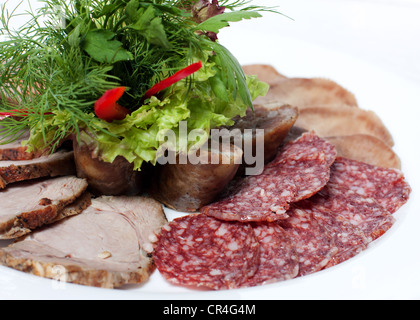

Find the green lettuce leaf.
[{"left": 92, "top": 58, "right": 269, "bottom": 170}]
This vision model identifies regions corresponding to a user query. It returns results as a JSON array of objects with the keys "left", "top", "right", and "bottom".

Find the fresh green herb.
[{"left": 0, "top": 0, "right": 277, "bottom": 169}]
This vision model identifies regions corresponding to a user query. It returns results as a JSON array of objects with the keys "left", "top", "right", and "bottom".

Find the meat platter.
[{"left": 0, "top": 0, "right": 418, "bottom": 299}]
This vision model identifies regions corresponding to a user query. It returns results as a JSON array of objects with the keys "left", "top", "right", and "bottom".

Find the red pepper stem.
[{"left": 143, "top": 61, "right": 203, "bottom": 100}]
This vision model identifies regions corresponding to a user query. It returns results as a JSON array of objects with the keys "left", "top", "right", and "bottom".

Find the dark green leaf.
[
  {"left": 128, "top": 5, "right": 170, "bottom": 48},
  {"left": 82, "top": 29, "right": 133, "bottom": 63}
]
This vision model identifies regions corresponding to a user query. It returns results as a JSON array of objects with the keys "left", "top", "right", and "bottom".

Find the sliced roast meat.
[
  {"left": 0, "top": 150, "right": 75, "bottom": 189},
  {"left": 1, "top": 192, "right": 92, "bottom": 240},
  {"left": 0, "top": 176, "right": 88, "bottom": 239},
  {"left": 0, "top": 196, "right": 167, "bottom": 288},
  {"left": 150, "top": 143, "right": 243, "bottom": 212},
  {"left": 224, "top": 104, "right": 298, "bottom": 175},
  {"left": 0, "top": 131, "right": 38, "bottom": 161}
]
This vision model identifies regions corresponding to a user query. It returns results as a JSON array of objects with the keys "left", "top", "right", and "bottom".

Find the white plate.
[{"left": 1, "top": 0, "right": 420, "bottom": 300}]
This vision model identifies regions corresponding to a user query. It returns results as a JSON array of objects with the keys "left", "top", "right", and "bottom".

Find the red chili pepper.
[
  {"left": 94, "top": 87, "right": 130, "bottom": 122},
  {"left": 0, "top": 109, "right": 53, "bottom": 121},
  {"left": 143, "top": 61, "right": 203, "bottom": 99},
  {"left": 0, "top": 111, "right": 13, "bottom": 121}
]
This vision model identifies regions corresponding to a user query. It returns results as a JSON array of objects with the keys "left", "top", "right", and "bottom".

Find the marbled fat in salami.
[
  {"left": 269, "top": 131, "right": 337, "bottom": 167},
  {"left": 244, "top": 223, "right": 299, "bottom": 287},
  {"left": 201, "top": 132, "right": 337, "bottom": 222},
  {"left": 278, "top": 206, "right": 338, "bottom": 276},
  {"left": 314, "top": 188, "right": 395, "bottom": 242},
  {"left": 201, "top": 173, "right": 297, "bottom": 222},
  {"left": 296, "top": 200, "right": 369, "bottom": 268},
  {"left": 153, "top": 214, "right": 260, "bottom": 290},
  {"left": 266, "top": 131, "right": 337, "bottom": 201},
  {"left": 327, "top": 157, "right": 411, "bottom": 214}
]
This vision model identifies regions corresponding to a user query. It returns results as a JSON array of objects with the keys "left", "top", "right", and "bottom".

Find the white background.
[{"left": 1, "top": 0, "right": 420, "bottom": 299}]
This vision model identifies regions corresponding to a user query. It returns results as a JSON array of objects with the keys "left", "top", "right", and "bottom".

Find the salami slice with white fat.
[
  {"left": 201, "top": 173, "right": 297, "bottom": 222},
  {"left": 327, "top": 157, "right": 411, "bottom": 214},
  {"left": 244, "top": 223, "right": 299, "bottom": 287},
  {"left": 296, "top": 200, "right": 369, "bottom": 267},
  {"left": 201, "top": 132, "right": 337, "bottom": 222},
  {"left": 278, "top": 206, "right": 338, "bottom": 276},
  {"left": 153, "top": 214, "right": 260, "bottom": 290},
  {"left": 315, "top": 188, "right": 395, "bottom": 242},
  {"left": 269, "top": 131, "right": 337, "bottom": 167}
]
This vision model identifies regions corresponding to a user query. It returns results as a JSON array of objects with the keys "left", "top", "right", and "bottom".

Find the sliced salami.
[
  {"left": 315, "top": 188, "right": 395, "bottom": 242},
  {"left": 327, "top": 157, "right": 411, "bottom": 214},
  {"left": 201, "top": 173, "right": 297, "bottom": 222},
  {"left": 296, "top": 200, "right": 369, "bottom": 268},
  {"left": 153, "top": 214, "right": 260, "bottom": 290},
  {"left": 269, "top": 131, "right": 337, "bottom": 167},
  {"left": 278, "top": 206, "right": 338, "bottom": 276},
  {"left": 244, "top": 223, "right": 299, "bottom": 287},
  {"left": 201, "top": 132, "right": 337, "bottom": 222}
]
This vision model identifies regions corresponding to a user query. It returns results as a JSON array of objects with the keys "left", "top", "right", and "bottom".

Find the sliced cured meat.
[
  {"left": 149, "top": 143, "right": 243, "bottom": 212},
  {"left": 201, "top": 132, "right": 336, "bottom": 222},
  {"left": 314, "top": 189, "right": 395, "bottom": 242},
  {"left": 278, "top": 206, "right": 338, "bottom": 276},
  {"left": 201, "top": 173, "right": 297, "bottom": 222},
  {"left": 0, "top": 150, "right": 76, "bottom": 189},
  {"left": 0, "top": 176, "right": 88, "bottom": 239},
  {"left": 253, "top": 77, "right": 358, "bottom": 108},
  {"left": 266, "top": 131, "right": 337, "bottom": 201},
  {"left": 154, "top": 214, "right": 260, "bottom": 290},
  {"left": 295, "top": 105, "right": 394, "bottom": 147},
  {"left": 296, "top": 200, "right": 369, "bottom": 268},
  {"left": 327, "top": 157, "right": 411, "bottom": 214},
  {"left": 325, "top": 134, "right": 401, "bottom": 169},
  {"left": 244, "top": 223, "right": 299, "bottom": 287},
  {"left": 0, "top": 196, "right": 167, "bottom": 288},
  {"left": 268, "top": 131, "right": 337, "bottom": 167}
]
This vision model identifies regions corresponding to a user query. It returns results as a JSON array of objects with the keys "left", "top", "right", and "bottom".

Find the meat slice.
[
  {"left": 154, "top": 214, "right": 260, "bottom": 290},
  {"left": 244, "top": 223, "right": 299, "bottom": 287},
  {"left": 253, "top": 77, "right": 358, "bottom": 108},
  {"left": 327, "top": 157, "right": 411, "bottom": 214},
  {"left": 0, "top": 150, "right": 76, "bottom": 189},
  {"left": 295, "top": 200, "right": 369, "bottom": 267},
  {"left": 0, "top": 196, "right": 167, "bottom": 288},
  {"left": 0, "top": 131, "right": 37, "bottom": 161},
  {"left": 278, "top": 206, "right": 338, "bottom": 276},
  {"left": 201, "top": 172, "right": 297, "bottom": 222},
  {"left": 242, "top": 64, "right": 288, "bottom": 85},
  {"left": 0, "top": 176, "right": 88, "bottom": 239},
  {"left": 201, "top": 132, "right": 337, "bottom": 222},
  {"left": 1, "top": 191, "right": 92, "bottom": 240}
]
